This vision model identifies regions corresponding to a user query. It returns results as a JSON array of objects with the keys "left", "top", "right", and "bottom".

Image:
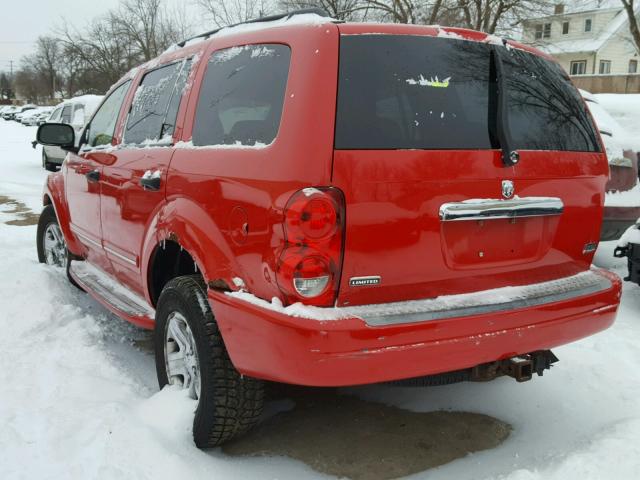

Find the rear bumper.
[{"left": 209, "top": 269, "right": 621, "bottom": 387}]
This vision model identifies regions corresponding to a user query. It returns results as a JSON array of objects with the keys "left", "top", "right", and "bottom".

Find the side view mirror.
[{"left": 36, "top": 123, "right": 77, "bottom": 152}]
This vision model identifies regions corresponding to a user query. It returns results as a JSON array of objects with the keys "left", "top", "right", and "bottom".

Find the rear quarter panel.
[{"left": 164, "top": 23, "right": 340, "bottom": 300}]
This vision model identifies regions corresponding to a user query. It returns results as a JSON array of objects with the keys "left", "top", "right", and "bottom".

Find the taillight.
[{"left": 276, "top": 188, "right": 345, "bottom": 307}]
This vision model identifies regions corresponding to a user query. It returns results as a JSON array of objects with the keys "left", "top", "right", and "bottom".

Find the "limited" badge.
[{"left": 349, "top": 276, "right": 381, "bottom": 287}]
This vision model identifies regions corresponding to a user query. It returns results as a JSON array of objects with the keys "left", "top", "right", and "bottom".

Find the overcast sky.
[{"left": 0, "top": 0, "right": 206, "bottom": 74}]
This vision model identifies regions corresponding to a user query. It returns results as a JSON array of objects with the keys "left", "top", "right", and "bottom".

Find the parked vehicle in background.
[
  {"left": 35, "top": 11, "right": 622, "bottom": 448},
  {"left": 41, "top": 96, "right": 104, "bottom": 171},
  {"left": 13, "top": 105, "right": 36, "bottom": 122},
  {"left": 21, "top": 107, "right": 54, "bottom": 126},
  {"left": 614, "top": 219, "right": 640, "bottom": 286},
  {"left": 2, "top": 106, "right": 20, "bottom": 120},
  {"left": 582, "top": 90, "right": 640, "bottom": 241}
]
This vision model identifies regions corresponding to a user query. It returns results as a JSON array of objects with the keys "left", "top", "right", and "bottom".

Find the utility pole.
[{"left": 8, "top": 60, "right": 13, "bottom": 76}]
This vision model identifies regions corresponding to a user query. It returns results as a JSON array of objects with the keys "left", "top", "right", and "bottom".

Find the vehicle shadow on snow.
[{"left": 223, "top": 384, "right": 511, "bottom": 480}]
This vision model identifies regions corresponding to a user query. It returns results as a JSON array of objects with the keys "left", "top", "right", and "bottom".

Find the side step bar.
[{"left": 69, "top": 261, "right": 155, "bottom": 325}]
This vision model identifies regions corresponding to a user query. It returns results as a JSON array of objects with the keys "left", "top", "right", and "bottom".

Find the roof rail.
[{"left": 176, "top": 8, "right": 330, "bottom": 48}]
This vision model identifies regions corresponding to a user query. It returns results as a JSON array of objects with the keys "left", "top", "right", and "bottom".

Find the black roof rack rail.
[{"left": 176, "top": 8, "right": 330, "bottom": 48}]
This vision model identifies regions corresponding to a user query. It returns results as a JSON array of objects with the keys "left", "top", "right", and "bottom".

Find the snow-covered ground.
[{"left": 1, "top": 118, "right": 640, "bottom": 480}]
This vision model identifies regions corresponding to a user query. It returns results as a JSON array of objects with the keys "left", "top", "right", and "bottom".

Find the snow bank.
[{"left": 595, "top": 94, "right": 640, "bottom": 149}]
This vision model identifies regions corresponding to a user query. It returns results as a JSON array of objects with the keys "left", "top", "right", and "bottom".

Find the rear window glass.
[
  {"left": 335, "top": 35, "right": 599, "bottom": 152},
  {"left": 336, "top": 35, "right": 497, "bottom": 150},
  {"left": 499, "top": 48, "right": 600, "bottom": 152},
  {"left": 192, "top": 44, "right": 291, "bottom": 147}
]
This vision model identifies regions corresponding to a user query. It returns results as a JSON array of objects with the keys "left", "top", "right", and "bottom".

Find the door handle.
[
  {"left": 85, "top": 170, "right": 100, "bottom": 182},
  {"left": 139, "top": 175, "right": 161, "bottom": 191}
]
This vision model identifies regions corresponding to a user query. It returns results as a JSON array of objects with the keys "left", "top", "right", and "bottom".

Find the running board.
[{"left": 69, "top": 260, "right": 155, "bottom": 327}]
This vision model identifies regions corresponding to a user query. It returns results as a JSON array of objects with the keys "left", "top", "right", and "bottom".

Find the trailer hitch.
[{"left": 471, "top": 350, "right": 559, "bottom": 383}]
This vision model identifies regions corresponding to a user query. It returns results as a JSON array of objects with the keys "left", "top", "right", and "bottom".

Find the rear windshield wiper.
[{"left": 491, "top": 46, "right": 519, "bottom": 167}]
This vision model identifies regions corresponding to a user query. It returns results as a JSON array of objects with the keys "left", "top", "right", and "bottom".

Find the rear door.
[
  {"left": 99, "top": 59, "right": 192, "bottom": 295},
  {"left": 332, "top": 34, "right": 606, "bottom": 307}
]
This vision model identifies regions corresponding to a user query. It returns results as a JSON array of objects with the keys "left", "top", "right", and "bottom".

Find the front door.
[{"left": 65, "top": 80, "right": 132, "bottom": 272}]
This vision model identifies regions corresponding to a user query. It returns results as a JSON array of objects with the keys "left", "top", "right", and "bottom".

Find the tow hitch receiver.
[{"left": 471, "top": 350, "right": 559, "bottom": 383}]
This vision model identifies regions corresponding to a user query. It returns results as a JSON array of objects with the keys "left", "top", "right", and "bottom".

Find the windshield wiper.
[{"left": 491, "top": 46, "right": 519, "bottom": 167}]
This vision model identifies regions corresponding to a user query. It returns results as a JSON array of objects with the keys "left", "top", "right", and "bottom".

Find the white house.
[{"left": 521, "top": 5, "right": 639, "bottom": 76}]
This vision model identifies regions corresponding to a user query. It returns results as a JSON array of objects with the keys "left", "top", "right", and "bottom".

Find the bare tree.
[
  {"left": 112, "top": 0, "right": 188, "bottom": 61},
  {"left": 621, "top": 0, "right": 640, "bottom": 53}
]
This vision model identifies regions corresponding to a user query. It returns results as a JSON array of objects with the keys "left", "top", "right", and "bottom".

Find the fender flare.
[
  {"left": 140, "top": 196, "right": 243, "bottom": 305},
  {"left": 43, "top": 172, "right": 83, "bottom": 256}
]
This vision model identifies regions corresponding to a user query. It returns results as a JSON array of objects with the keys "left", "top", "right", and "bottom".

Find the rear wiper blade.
[{"left": 492, "top": 47, "right": 519, "bottom": 167}]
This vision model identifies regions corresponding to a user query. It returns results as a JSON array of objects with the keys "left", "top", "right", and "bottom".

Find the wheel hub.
[
  {"left": 164, "top": 312, "right": 201, "bottom": 400},
  {"left": 43, "top": 223, "right": 67, "bottom": 268}
]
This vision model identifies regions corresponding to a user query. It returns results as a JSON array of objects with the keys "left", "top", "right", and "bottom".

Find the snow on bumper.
[{"left": 208, "top": 269, "right": 621, "bottom": 386}]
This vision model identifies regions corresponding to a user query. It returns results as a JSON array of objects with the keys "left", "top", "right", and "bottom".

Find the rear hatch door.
[{"left": 332, "top": 32, "right": 607, "bottom": 307}]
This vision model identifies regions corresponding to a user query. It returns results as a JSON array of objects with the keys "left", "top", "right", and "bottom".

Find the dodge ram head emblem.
[{"left": 502, "top": 180, "right": 514, "bottom": 199}]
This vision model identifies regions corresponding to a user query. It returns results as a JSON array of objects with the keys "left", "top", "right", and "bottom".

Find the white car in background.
[
  {"left": 41, "top": 95, "right": 104, "bottom": 171},
  {"left": 581, "top": 90, "right": 640, "bottom": 241},
  {"left": 13, "top": 105, "right": 37, "bottom": 122},
  {"left": 21, "top": 107, "right": 54, "bottom": 126}
]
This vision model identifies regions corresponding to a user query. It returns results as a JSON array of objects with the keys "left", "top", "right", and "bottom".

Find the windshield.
[{"left": 335, "top": 35, "right": 600, "bottom": 153}]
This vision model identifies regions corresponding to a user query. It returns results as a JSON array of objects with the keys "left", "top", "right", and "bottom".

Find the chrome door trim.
[
  {"left": 71, "top": 227, "right": 102, "bottom": 249},
  {"left": 104, "top": 246, "right": 137, "bottom": 266},
  {"left": 439, "top": 197, "right": 564, "bottom": 222}
]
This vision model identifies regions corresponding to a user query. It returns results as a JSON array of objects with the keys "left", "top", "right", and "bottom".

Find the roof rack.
[{"left": 176, "top": 8, "right": 330, "bottom": 48}]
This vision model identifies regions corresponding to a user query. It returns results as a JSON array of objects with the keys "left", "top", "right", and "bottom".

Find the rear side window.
[
  {"left": 499, "top": 48, "right": 600, "bottom": 152},
  {"left": 86, "top": 80, "right": 131, "bottom": 148},
  {"left": 124, "top": 60, "right": 189, "bottom": 145},
  {"left": 192, "top": 44, "right": 291, "bottom": 147},
  {"left": 336, "top": 35, "right": 497, "bottom": 150}
]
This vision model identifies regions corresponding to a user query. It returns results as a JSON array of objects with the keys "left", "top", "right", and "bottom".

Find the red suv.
[{"left": 36, "top": 10, "right": 622, "bottom": 447}]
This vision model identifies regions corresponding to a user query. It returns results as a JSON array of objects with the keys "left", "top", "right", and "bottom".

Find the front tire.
[
  {"left": 154, "top": 275, "right": 264, "bottom": 448},
  {"left": 37, "top": 204, "right": 83, "bottom": 290},
  {"left": 37, "top": 205, "right": 67, "bottom": 267}
]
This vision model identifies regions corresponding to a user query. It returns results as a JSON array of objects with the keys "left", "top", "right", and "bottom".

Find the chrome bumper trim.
[{"left": 343, "top": 270, "right": 612, "bottom": 327}]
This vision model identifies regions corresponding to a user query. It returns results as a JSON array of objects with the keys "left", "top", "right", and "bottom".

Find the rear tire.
[{"left": 154, "top": 275, "right": 264, "bottom": 448}]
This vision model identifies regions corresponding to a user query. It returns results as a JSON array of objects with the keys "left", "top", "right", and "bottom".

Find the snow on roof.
[
  {"left": 538, "top": 8, "right": 634, "bottom": 55},
  {"left": 63, "top": 94, "right": 104, "bottom": 115}
]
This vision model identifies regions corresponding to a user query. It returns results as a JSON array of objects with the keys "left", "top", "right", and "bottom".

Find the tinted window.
[
  {"left": 124, "top": 61, "right": 185, "bottom": 144},
  {"left": 192, "top": 44, "right": 291, "bottom": 147},
  {"left": 336, "top": 35, "right": 599, "bottom": 153},
  {"left": 86, "top": 81, "right": 131, "bottom": 147},
  {"left": 336, "top": 35, "right": 497, "bottom": 150},
  {"left": 499, "top": 48, "right": 600, "bottom": 152}
]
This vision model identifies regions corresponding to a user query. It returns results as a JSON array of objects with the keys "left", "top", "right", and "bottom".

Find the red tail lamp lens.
[{"left": 277, "top": 188, "right": 345, "bottom": 307}]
